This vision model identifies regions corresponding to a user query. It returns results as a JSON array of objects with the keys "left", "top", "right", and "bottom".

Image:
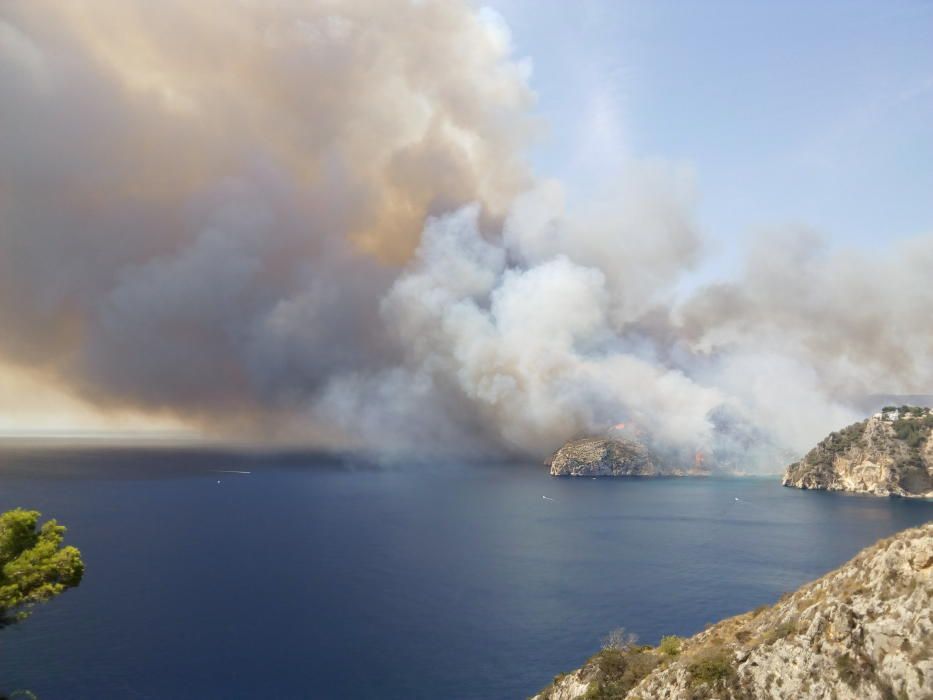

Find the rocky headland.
[
  {"left": 532, "top": 521, "right": 933, "bottom": 700},
  {"left": 783, "top": 406, "right": 933, "bottom": 498}
]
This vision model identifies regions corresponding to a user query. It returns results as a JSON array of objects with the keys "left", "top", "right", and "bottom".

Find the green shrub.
[
  {"left": 764, "top": 619, "right": 797, "bottom": 644},
  {"left": 583, "top": 647, "right": 660, "bottom": 699},
  {"left": 835, "top": 653, "right": 860, "bottom": 689},
  {"left": 892, "top": 418, "right": 929, "bottom": 448},
  {"left": 687, "top": 648, "right": 735, "bottom": 687},
  {"left": 658, "top": 635, "right": 682, "bottom": 657}
]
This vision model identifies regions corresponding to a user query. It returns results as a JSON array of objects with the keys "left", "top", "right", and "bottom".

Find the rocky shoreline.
[{"left": 532, "top": 521, "right": 933, "bottom": 700}]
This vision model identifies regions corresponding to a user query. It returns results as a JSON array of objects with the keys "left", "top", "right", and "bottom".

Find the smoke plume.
[{"left": 1, "top": 1, "right": 931, "bottom": 467}]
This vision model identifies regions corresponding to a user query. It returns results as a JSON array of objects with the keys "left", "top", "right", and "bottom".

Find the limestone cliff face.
[
  {"left": 546, "top": 438, "right": 662, "bottom": 477},
  {"left": 782, "top": 410, "right": 933, "bottom": 498},
  {"left": 533, "top": 522, "right": 933, "bottom": 700}
]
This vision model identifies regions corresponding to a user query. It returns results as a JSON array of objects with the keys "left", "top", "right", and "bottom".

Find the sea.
[{"left": 0, "top": 446, "right": 930, "bottom": 699}]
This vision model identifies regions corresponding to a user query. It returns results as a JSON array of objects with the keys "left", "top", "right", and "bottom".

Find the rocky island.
[
  {"left": 782, "top": 406, "right": 933, "bottom": 498},
  {"left": 546, "top": 437, "right": 711, "bottom": 477},
  {"left": 533, "top": 521, "right": 933, "bottom": 700},
  {"left": 546, "top": 438, "right": 662, "bottom": 477}
]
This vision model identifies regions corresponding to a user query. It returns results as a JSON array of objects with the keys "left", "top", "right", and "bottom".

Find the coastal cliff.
[
  {"left": 533, "top": 521, "right": 933, "bottom": 700},
  {"left": 782, "top": 407, "right": 933, "bottom": 498}
]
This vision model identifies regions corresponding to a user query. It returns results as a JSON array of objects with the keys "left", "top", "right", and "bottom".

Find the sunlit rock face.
[
  {"left": 783, "top": 409, "right": 933, "bottom": 498},
  {"left": 534, "top": 522, "right": 933, "bottom": 700}
]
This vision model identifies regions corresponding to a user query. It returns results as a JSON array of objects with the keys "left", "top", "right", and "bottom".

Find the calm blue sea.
[{"left": 0, "top": 447, "right": 930, "bottom": 699}]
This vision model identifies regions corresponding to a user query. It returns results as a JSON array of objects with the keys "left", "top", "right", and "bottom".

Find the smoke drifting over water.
[{"left": 1, "top": 1, "right": 931, "bottom": 468}]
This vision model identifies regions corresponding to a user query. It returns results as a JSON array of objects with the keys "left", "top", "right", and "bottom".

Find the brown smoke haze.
[{"left": 1, "top": 1, "right": 931, "bottom": 467}]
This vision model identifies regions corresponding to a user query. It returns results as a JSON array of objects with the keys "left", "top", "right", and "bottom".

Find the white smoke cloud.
[
  {"left": 315, "top": 193, "right": 723, "bottom": 459},
  {"left": 316, "top": 186, "right": 933, "bottom": 466}
]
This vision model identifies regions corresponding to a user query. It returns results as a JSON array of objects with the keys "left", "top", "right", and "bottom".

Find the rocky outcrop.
[
  {"left": 546, "top": 438, "right": 663, "bottom": 477},
  {"left": 783, "top": 408, "right": 933, "bottom": 498},
  {"left": 533, "top": 521, "right": 933, "bottom": 700}
]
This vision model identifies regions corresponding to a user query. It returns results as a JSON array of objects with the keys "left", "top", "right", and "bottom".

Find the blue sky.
[{"left": 486, "top": 1, "right": 933, "bottom": 270}]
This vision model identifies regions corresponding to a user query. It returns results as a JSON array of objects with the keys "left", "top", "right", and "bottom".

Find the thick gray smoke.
[
  {"left": 1, "top": 1, "right": 931, "bottom": 467},
  {"left": 0, "top": 0, "right": 531, "bottom": 443}
]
